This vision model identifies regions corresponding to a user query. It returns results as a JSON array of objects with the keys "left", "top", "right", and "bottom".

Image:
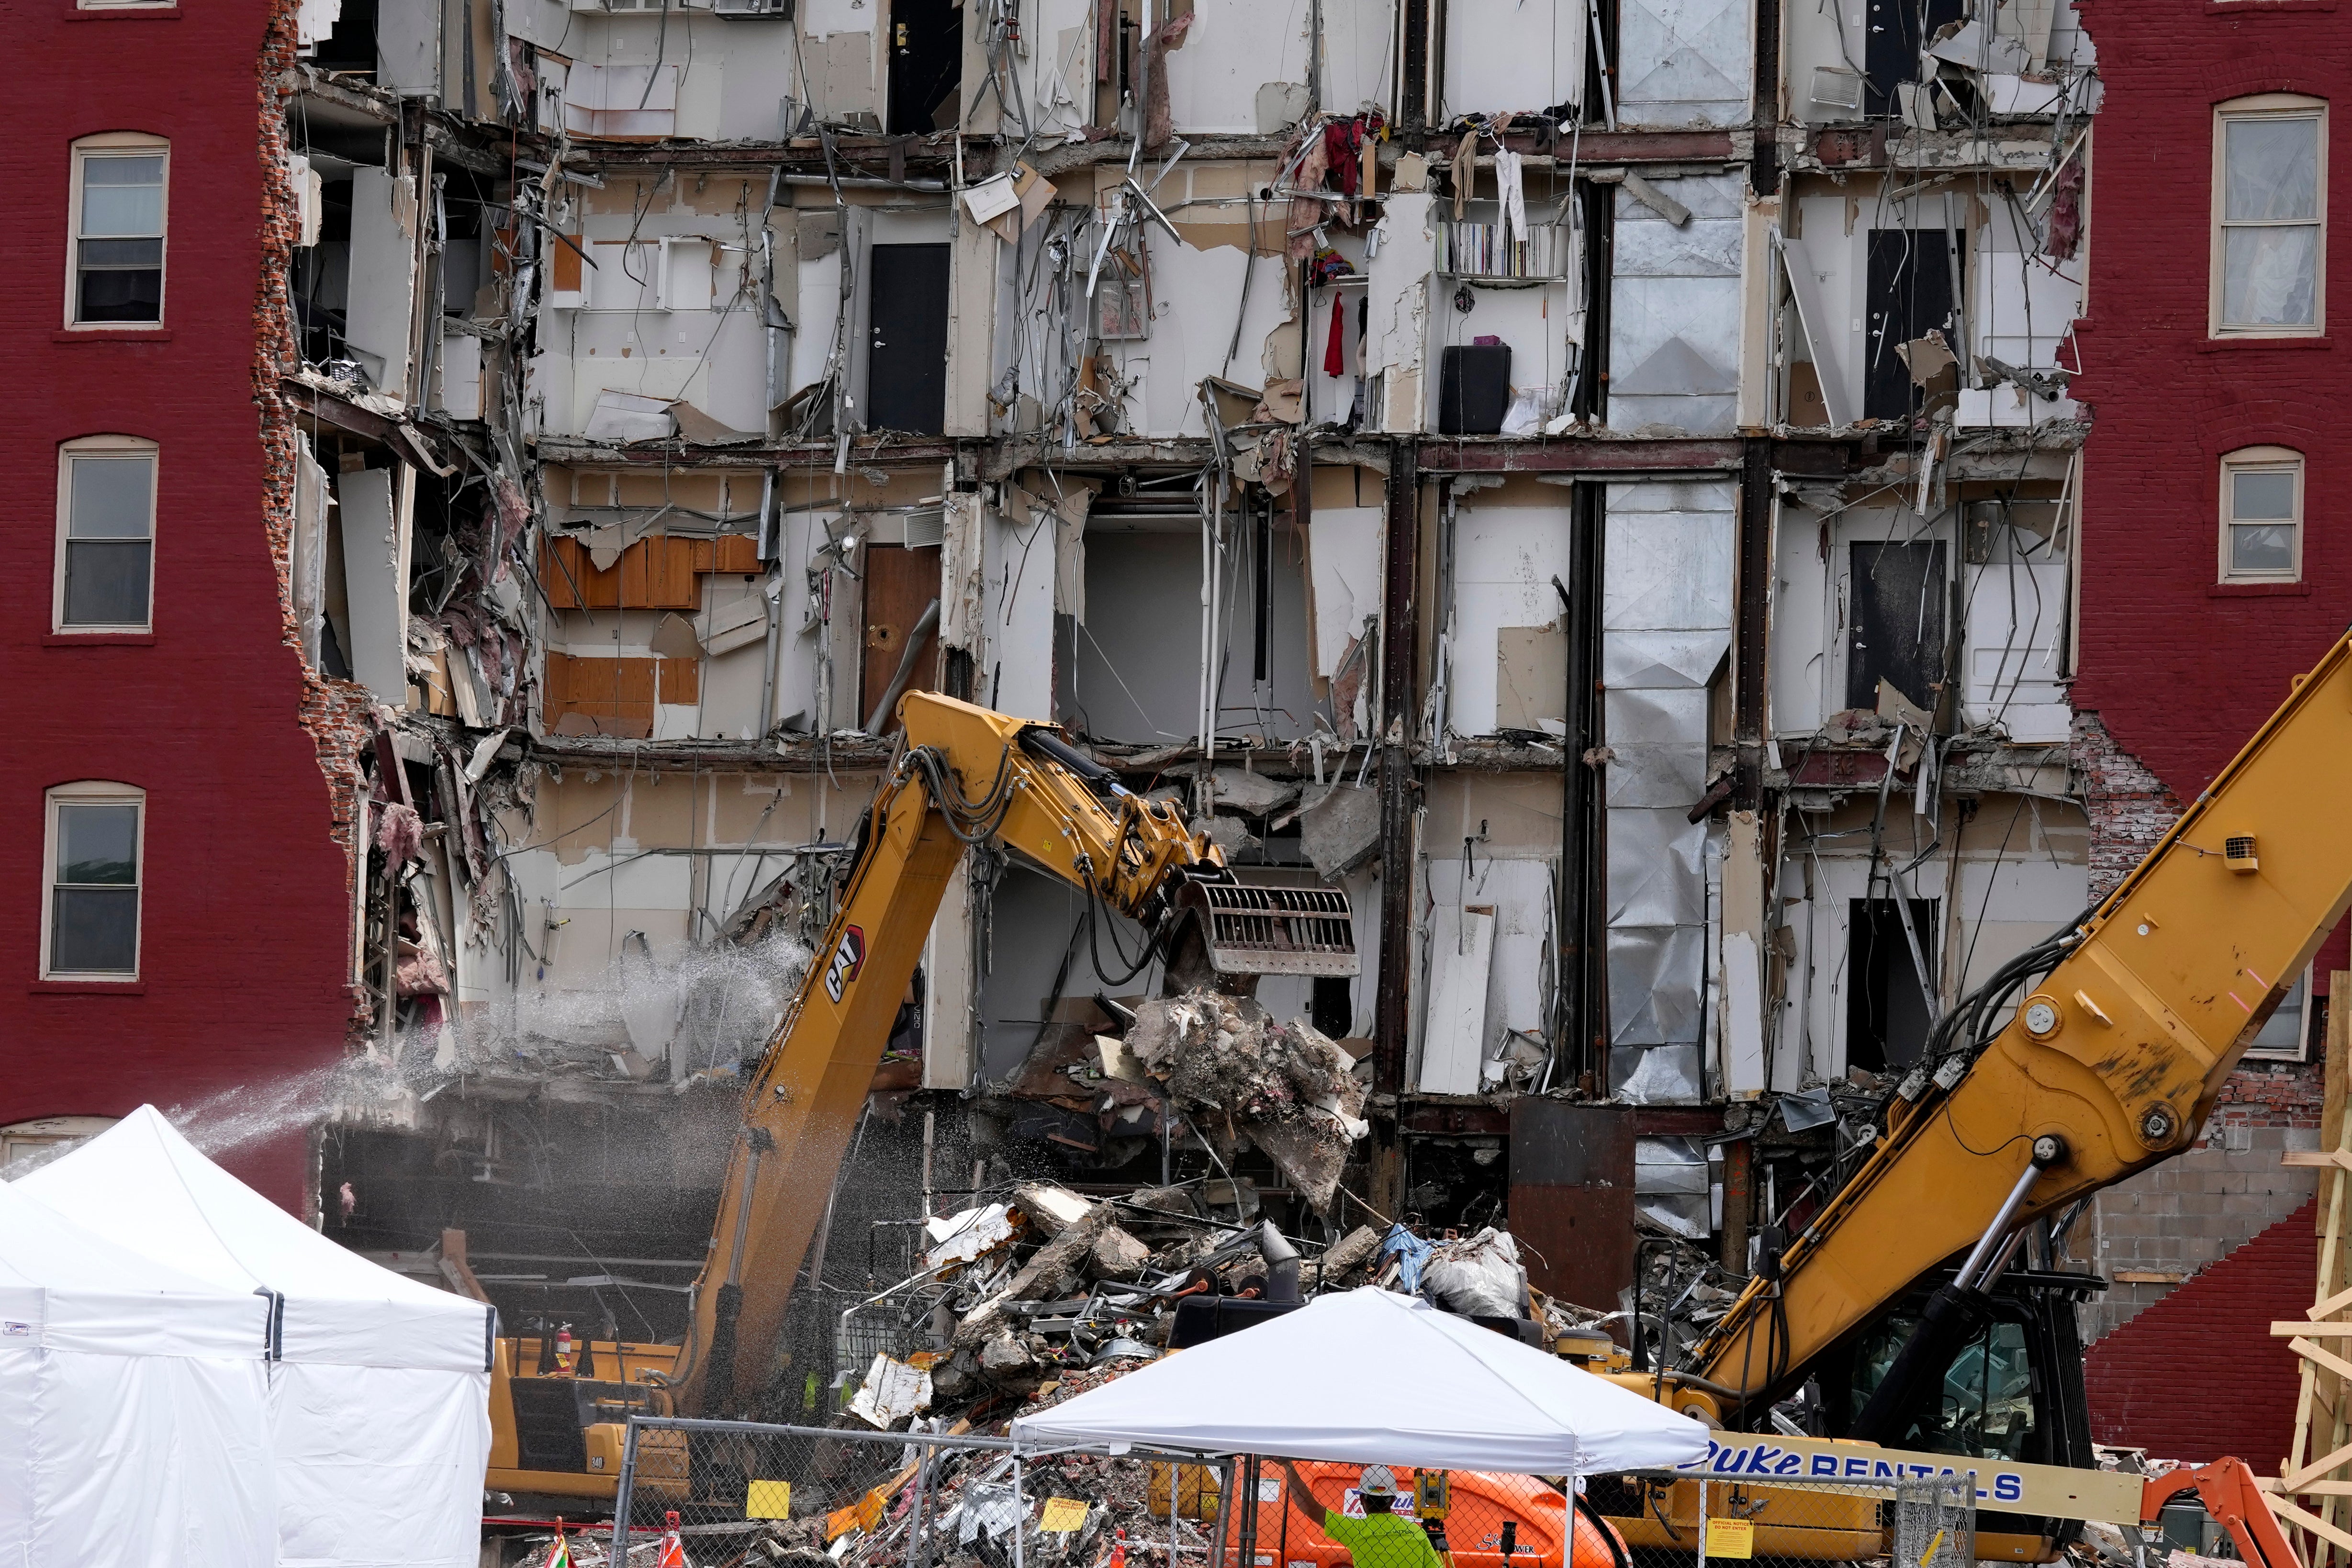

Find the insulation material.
[
  {"left": 337, "top": 464, "right": 414, "bottom": 708},
  {"left": 1444, "top": 0, "right": 1582, "bottom": 116},
  {"left": 1603, "top": 688, "right": 1707, "bottom": 807},
  {"left": 1633, "top": 1137, "right": 1712, "bottom": 1237},
  {"left": 1418, "top": 903, "right": 1495, "bottom": 1095},
  {"left": 1605, "top": 482, "right": 1730, "bottom": 1088},
  {"left": 1609, "top": 175, "right": 1742, "bottom": 434},
  {"left": 346, "top": 168, "right": 419, "bottom": 395},
  {"left": 1616, "top": 0, "right": 1751, "bottom": 127},
  {"left": 1962, "top": 559, "right": 2071, "bottom": 742}
]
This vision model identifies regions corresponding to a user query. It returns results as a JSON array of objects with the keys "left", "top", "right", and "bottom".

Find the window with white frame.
[
  {"left": 2214, "top": 97, "right": 2327, "bottom": 336},
  {"left": 67, "top": 135, "right": 168, "bottom": 327},
  {"left": 43, "top": 784, "right": 143, "bottom": 979},
  {"left": 55, "top": 437, "right": 156, "bottom": 631},
  {"left": 2244, "top": 965, "right": 2315, "bottom": 1061},
  {"left": 2220, "top": 446, "right": 2304, "bottom": 582}
]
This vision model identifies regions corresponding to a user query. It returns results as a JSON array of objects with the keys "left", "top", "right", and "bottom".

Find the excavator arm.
[
  {"left": 1686, "top": 628, "right": 2352, "bottom": 1412},
  {"left": 665, "top": 692, "right": 1353, "bottom": 1413}
]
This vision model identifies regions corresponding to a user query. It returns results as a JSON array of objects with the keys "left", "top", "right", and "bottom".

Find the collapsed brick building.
[{"left": 5, "top": 0, "right": 2333, "bottom": 1474}]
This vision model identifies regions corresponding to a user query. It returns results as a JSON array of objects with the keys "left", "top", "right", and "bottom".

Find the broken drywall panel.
[
  {"left": 338, "top": 463, "right": 415, "bottom": 708},
  {"left": 1495, "top": 624, "right": 1568, "bottom": 732},
  {"left": 1161, "top": 0, "right": 1308, "bottom": 134},
  {"left": 1448, "top": 494, "right": 1573, "bottom": 736},
  {"left": 1365, "top": 193, "right": 1432, "bottom": 433},
  {"left": 923, "top": 862, "right": 979, "bottom": 1090},
  {"left": 1616, "top": 0, "right": 1751, "bottom": 127},
  {"left": 436, "top": 327, "right": 484, "bottom": 420},
  {"left": 1324, "top": 0, "right": 1399, "bottom": 114},
  {"left": 347, "top": 168, "right": 420, "bottom": 398},
  {"left": 945, "top": 220, "right": 999, "bottom": 438},
  {"left": 1420, "top": 856, "right": 1555, "bottom": 1090},
  {"left": 376, "top": 0, "right": 438, "bottom": 94},
  {"left": 1305, "top": 505, "right": 1383, "bottom": 684},
  {"left": 1719, "top": 810, "right": 1766, "bottom": 1097},
  {"left": 1609, "top": 174, "right": 1742, "bottom": 434},
  {"left": 293, "top": 440, "right": 333, "bottom": 672},
  {"left": 1769, "top": 501, "right": 1832, "bottom": 737},
  {"left": 1443, "top": 0, "right": 1581, "bottom": 118},
  {"left": 986, "top": 494, "right": 1057, "bottom": 720},
  {"left": 1417, "top": 902, "right": 1495, "bottom": 1095},
  {"left": 1775, "top": 230, "right": 1854, "bottom": 427},
  {"left": 1962, "top": 559, "right": 2070, "bottom": 741}
]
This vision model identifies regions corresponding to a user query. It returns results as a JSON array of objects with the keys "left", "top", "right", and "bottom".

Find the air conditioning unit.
[{"left": 1811, "top": 66, "right": 1864, "bottom": 113}]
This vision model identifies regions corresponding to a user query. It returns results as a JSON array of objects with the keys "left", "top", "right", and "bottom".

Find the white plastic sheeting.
[
  {"left": 0, "top": 1177, "right": 276, "bottom": 1568},
  {"left": 18, "top": 1107, "right": 493, "bottom": 1568},
  {"left": 1010, "top": 1287, "right": 1708, "bottom": 1474}
]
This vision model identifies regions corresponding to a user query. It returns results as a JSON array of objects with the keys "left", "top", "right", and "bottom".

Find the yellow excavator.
[
  {"left": 1590, "top": 630, "right": 2352, "bottom": 1568},
  {"left": 482, "top": 692, "right": 1356, "bottom": 1500}
]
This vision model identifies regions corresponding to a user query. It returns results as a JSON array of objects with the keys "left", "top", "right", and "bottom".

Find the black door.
[
  {"left": 865, "top": 244, "right": 950, "bottom": 435},
  {"left": 1864, "top": 0, "right": 1962, "bottom": 118},
  {"left": 1846, "top": 540, "right": 1946, "bottom": 713},
  {"left": 1864, "top": 229, "right": 1964, "bottom": 423},
  {"left": 887, "top": 0, "right": 963, "bottom": 133},
  {"left": 1845, "top": 897, "right": 1939, "bottom": 1074}
]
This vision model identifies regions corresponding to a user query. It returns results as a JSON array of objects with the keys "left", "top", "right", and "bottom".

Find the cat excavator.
[
  {"left": 1591, "top": 629, "right": 2352, "bottom": 1568},
  {"left": 481, "top": 692, "right": 1356, "bottom": 1502}
]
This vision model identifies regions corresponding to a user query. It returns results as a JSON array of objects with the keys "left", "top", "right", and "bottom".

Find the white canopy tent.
[
  {"left": 0, "top": 1174, "right": 277, "bottom": 1568},
  {"left": 16, "top": 1106, "right": 494, "bottom": 1568},
  {"left": 1011, "top": 1287, "right": 1710, "bottom": 1475}
]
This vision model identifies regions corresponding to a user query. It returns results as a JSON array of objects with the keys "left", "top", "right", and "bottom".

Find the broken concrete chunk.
[
  {"left": 1089, "top": 1225, "right": 1153, "bottom": 1282},
  {"left": 1297, "top": 784, "right": 1380, "bottom": 880},
  {"left": 1012, "top": 1181, "right": 1096, "bottom": 1238},
  {"left": 978, "top": 1330, "right": 1035, "bottom": 1375},
  {"left": 1210, "top": 767, "right": 1300, "bottom": 818}
]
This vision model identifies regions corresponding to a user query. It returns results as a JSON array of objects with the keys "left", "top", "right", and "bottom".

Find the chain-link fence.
[
  {"left": 1589, "top": 1469, "right": 1974, "bottom": 1568},
  {"left": 560, "top": 1423, "right": 1974, "bottom": 1568}
]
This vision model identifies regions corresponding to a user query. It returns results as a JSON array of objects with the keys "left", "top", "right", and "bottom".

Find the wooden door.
[{"left": 861, "top": 544, "right": 940, "bottom": 734}]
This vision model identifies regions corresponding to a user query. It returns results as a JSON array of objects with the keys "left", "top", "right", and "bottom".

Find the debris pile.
[{"left": 1122, "top": 992, "right": 1368, "bottom": 1212}]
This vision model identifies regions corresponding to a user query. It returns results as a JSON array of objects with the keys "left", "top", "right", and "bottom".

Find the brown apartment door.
[{"left": 861, "top": 544, "right": 941, "bottom": 734}]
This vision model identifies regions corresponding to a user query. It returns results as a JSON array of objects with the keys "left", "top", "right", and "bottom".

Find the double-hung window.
[
  {"left": 2214, "top": 97, "right": 2327, "bottom": 336},
  {"left": 43, "top": 785, "right": 144, "bottom": 980},
  {"left": 68, "top": 136, "right": 168, "bottom": 326},
  {"left": 2219, "top": 446, "right": 2304, "bottom": 582},
  {"left": 55, "top": 437, "right": 157, "bottom": 631}
]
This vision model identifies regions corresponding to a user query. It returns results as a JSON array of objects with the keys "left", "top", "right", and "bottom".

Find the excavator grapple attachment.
[{"left": 1179, "top": 883, "right": 1360, "bottom": 976}]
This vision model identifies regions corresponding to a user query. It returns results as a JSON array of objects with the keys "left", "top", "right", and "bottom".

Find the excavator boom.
[{"left": 487, "top": 694, "right": 1356, "bottom": 1494}]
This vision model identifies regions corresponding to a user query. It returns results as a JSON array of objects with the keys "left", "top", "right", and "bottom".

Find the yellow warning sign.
[
  {"left": 1705, "top": 1519, "right": 1754, "bottom": 1559},
  {"left": 1040, "top": 1497, "right": 1091, "bottom": 1533},
  {"left": 747, "top": 1480, "right": 793, "bottom": 1519}
]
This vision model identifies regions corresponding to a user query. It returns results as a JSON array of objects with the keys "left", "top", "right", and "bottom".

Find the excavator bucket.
[{"left": 1179, "top": 883, "right": 1360, "bottom": 976}]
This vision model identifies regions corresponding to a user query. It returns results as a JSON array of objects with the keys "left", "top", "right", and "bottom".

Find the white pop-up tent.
[
  {"left": 1011, "top": 1287, "right": 1710, "bottom": 1474},
  {"left": 0, "top": 1174, "right": 277, "bottom": 1568},
  {"left": 16, "top": 1106, "right": 494, "bottom": 1568}
]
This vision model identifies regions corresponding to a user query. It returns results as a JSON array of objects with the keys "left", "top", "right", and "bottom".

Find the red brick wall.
[
  {"left": 2085, "top": 1200, "right": 2316, "bottom": 1467},
  {"left": 2069, "top": 0, "right": 2352, "bottom": 988},
  {"left": 0, "top": 0, "right": 357, "bottom": 1209}
]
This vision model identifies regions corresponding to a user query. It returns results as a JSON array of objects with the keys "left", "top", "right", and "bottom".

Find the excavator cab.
[{"left": 1809, "top": 1267, "right": 2102, "bottom": 1562}]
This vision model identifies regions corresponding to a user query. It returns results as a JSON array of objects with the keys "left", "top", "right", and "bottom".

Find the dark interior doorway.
[
  {"left": 1847, "top": 897, "right": 1939, "bottom": 1075},
  {"left": 865, "top": 243, "right": 951, "bottom": 435},
  {"left": 887, "top": 0, "right": 963, "bottom": 134},
  {"left": 1846, "top": 540, "right": 1947, "bottom": 714}
]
